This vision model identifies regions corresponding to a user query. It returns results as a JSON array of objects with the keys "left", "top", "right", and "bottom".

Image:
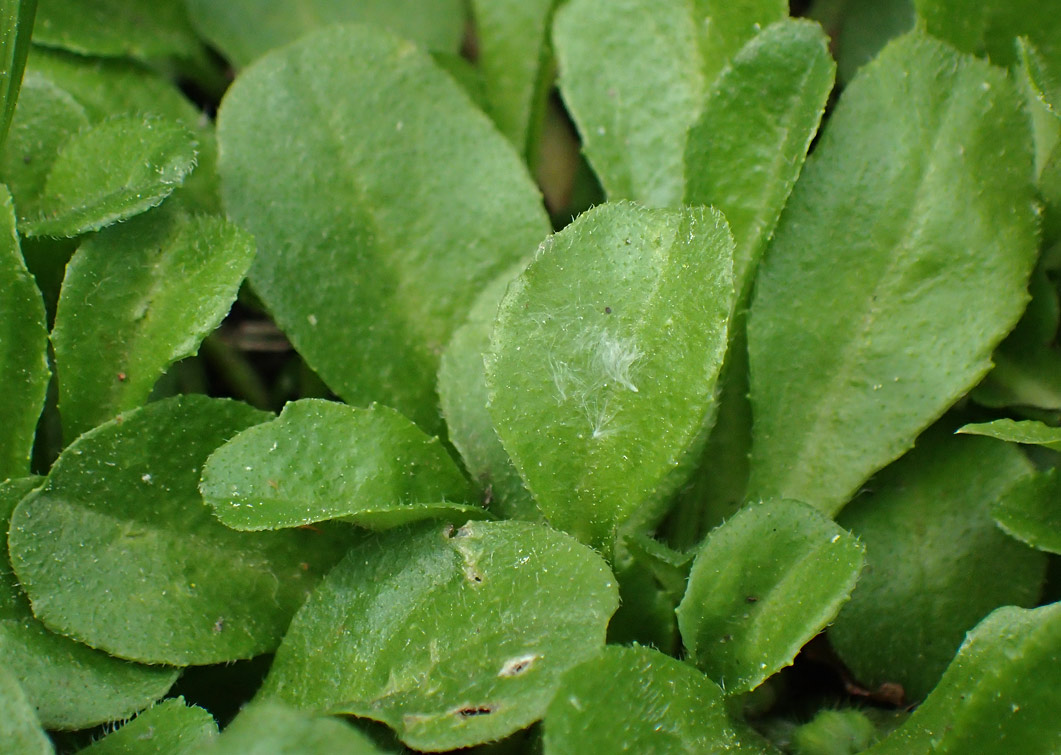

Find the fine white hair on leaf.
[{"left": 592, "top": 330, "right": 641, "bottom": 393}]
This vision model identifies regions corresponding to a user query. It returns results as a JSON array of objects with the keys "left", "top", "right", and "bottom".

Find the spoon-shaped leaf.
[
  {"left": 486, "top": 201, "right": 735, "bottom": 552},
  {"left": 78, "top": 698, "right": 217, "bottom": 755},
  {"left": 747, "top": 32, "right": 1039, "bottom": 515}
]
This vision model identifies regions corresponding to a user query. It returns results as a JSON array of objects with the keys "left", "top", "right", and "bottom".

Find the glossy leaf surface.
[
  {"left": 200, "top": 399, "right": 477, "bottom": 530},
  {"left": 747, "top": 32, "right": 1039, "bottom": 514},
  {"left": 830, "top": 432, "right": 1047, "bottom": 701},
  {"left": 486, "top": 202, "right": 734, "bottom": 551},
  {"left": 218, "top": 25, "right": 549, "bottom": 432},
  {"left": 8, "top": 396, "right": 349, "bottom": 665},
  {"left": 20, "top": 114, "right": 197, "bottom": 238},
  {"left": 0, "top": 185, "right": 48, "bottom": 479},
  {"left": 52, "top": 206, "right": 254, "bottom": 441},
  {"left": 676, "top": 500, "right": 864, "bottom": 694},
  {"left": 260, "top": 520, "right": 618, "bottom": 751},
  {"left": 0, "top": 477, "right": 177, "bottom": 730}
]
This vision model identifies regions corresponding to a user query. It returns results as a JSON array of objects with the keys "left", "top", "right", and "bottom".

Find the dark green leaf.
[
  {"left": 51, "top": 205, "right": 254, "bottom": 440},
  {"left": 217, "top": 25, "right": 549, "bottom": 432},
  {"left": 0, "top": 183, "right": 48, "bottom": 478},
  {"left": 209, "top": 702, "right": 384, "bottom": 754},
  {"left": 0, "top": 664, "right": 51, "bottom": 755},
  {"left": 747, "top": 32, "right": 1038, "bottom": 514},
  {"left": 0, "top": 0, "right": 38, "bottom": 151},
  {"left": 79, "top": 698, "right": 217, "bottom": 754},
  {"left": 185, "top": 0, "right": 466, "bottom": 68},
  {"left": 486, "top": 202, "right": 734, "bottom": 553},
  {"left": 20, "top": 114, "right": 197, "bottom": 238},
  {"left": 676, "top": 500, "right": 864, "bottom": 694},
  {"left": 914, "top": 0, "right": 1061, "bottom": 70},
  {"left": 830, "top": 432, "right": 1046, "bottom": 701},
  {"left": 8, "top": 395, "right": 349, "bottom": 665},
  {"left": 866, "top": 603, "right": 1061, "bottom": 753},
  {"left": 990, "top": 468, "right": 1061, "bottom": 554},
  {"left": 542, "top": 645, "right": 750, "bottom": 754},
  {"left": 200, "top": 399, "right": 478, "bottom": 530},
  {"left": 0, "top": 477, "right": 177, "bottom": 730},
  {"left": 832, "top": 0, "right": 914, "bottom": 83},
  {"left": 259, "top": 520, "right": 619, "bottom": 751}
]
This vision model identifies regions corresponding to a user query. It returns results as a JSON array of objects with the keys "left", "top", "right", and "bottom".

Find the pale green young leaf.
[
  {"left": 0, "top": 477, "right": 178, "bottom": 730},
  {"left": 217, "top": 25, "right": 549, "bottom": 433},
  {"left": 958, "top": 417, "right": 1061, "bottom": 451},
  {"left": 685, "top": 19, "right": 834, "bottom": 303},
  {"left": 989, "top": 468, "right": 1061, "bottom": 554},
  {"left": 866, "top": 603, "right": 1061, "bottom": 753},
  {"left": 676, "top": 500, "right": 864, "bottom": 694},
  {"left": 185, "top": 0, "right": 466, "bottom": 69},
  {"left": 438, "top": 263, "right": 539, "bottom": 522},
  {"left": 486, "top": 202, "right": 735, "bottom": 552},
  {"left": 51, "top": 205, "right": 254, "bottom": 441},
  {"left": 199, "top": 399, "right": 478, "bottom": 531},
  {"left": 259, "top": 521, "right": 619, "bottom": 752},
  {"left": 7, "top": 395, "right": 349, "bottom": 666},
  {"left": 542, "top": 645, "right": 752, "bottom": 754},
  {"left": 0, "top": 184, "right": 48, "bottom": 479},
  {"left": 31, "top": 0, "right": 202, "bottom": 62},
  {"left": 747, "top": 32, "right": 1038, "bottom": 514},
  {"left": 79, "top": 698, "right": 217, "bottom": 755},
  {"left": 471, "top": 0, "right": 557, "bottom": 156},
  {"left": 0, "top": 665, "right": 51, "bottom": 755},
  {"left": 0, "top": 0, "right": 37, "bottom": 151},
  {"left": 830, "top": 432, "right": 1046, "bottom": 702},
  {"left": 0, "top": 73, "right": 87, "bottom": 219},
  {"left": 553, "top": 0, "right": 785, "bottom": 207},
  {"left": 20, "top": 114, "right": 197, "bottom": 238}
]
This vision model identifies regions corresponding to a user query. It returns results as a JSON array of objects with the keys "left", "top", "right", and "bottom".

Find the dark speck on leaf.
[
  {"left": 457, "top": 706, "right": 493, "bottom": 718},
  {"left": 604, "top": 306, "right": 612, "bottom": 314},
  {"left": 746, "top": 596, "right": 759, "bottom": 603}
]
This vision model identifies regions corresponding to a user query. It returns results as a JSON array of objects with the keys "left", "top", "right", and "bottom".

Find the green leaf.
[
  {"left": 831, "top": 0, "right": 914, "bottom": 83},
  {"left": 866, "top": 603, "right": 1061, "bottom": 753},
  {"left": 0, "top": 72, "right": 87, "bottom": 219},
  {"left": 31, "top": 0, "right": 202, "bottom": 62},
  {"left": 7, "top": 395, "right": 349, "bottom": 665},
  {"left": 958, "top": 417, "right": 1061, "bottom": 451},
  {"left": 0, "top": 0, "right": 38, "bottom": 151},
  {"left": 542, "top": 645, "right": 748, "bottom": 754},
  {"left": 0, "top": 664, "right": 51, "bottom": 755},
  {"left": 989, "top": 468, "right": 1061, "bottom": 555},
  {"left": 217, "top": 25, "right": 550, "bottom": 433},
  {"left": 20, "top": 114, "right": 197, "bottom": 238},
  {"left": 0, "top": 183, "right": 48, "bottom": 479},
  {"left": 790, "top": 709, "right": 879, "bottom": 755},
  {"left": 209, "top": 702, "right": 385, "bottom": 755},
  {"left": 471, "top": 0, "right": 557, "bottom": 156},
  {"left": 51, "top": 205, "right": 254, "bottom": 441},
  {"left": 830, "top": 431, "right": 1047, "bottom": 702},
  {"left": 79, "top": 698, "right": 217, "bottom": 755},
  {"left": 685, "top": 19, "right": 834, "bottom": 302},
  {"left": 553, "top": 0, "right": 785, "bottom": 207},
  {"left": 438, "top": 263, "right": 539, "bottom": 522},
  {"left": 485, "top": 202, "right": 735, "bottom": 552},
  {"left": 676, "top": 499, "right": 864, "bottom": 694},
  {"left": 24, "top": 47, "right": 221, "bottom": 213},
  {"left": 0, "top": 477, "right": 177, "bottom": 730},
  {"left": 1019, "top": 37, "right": 1061, "bottom": 118},
  {"left": 259, "top": 520, "right": 619, "bottom": 751},
  {"left": 747, "top": 32, "right": 1039, "bottom": 515},
  {"left": 914, "top": 0, "right": 1061, "bottom": 70},
  {"left": 185, "top": 0, "right": 466, "bottom": 68},
  {"left": 199, "top": 399, "right": 479, "bottom": 531}
]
